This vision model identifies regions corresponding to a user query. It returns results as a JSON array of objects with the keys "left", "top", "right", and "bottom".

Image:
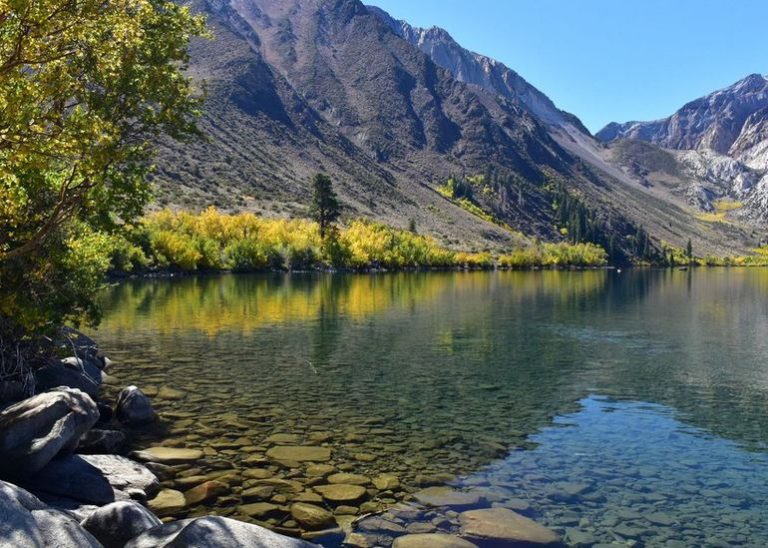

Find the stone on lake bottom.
[
  {"left": 148, "top": 489, "right": 187, "bottom": 518},
  {"left": 327, "top": 473, "right": 370, "bottom": 486},
  {"left": 130, "top": 447, "right": 203, "bottom": 464},
  {"left": 291, "top": 502, "right": 335, "bottom": 530},
  {"left": 314, "top": 484, "right": 368, "bottom": 503},
  {"left": 459, "top": 507, "right": 560, "bottom": 546},
  {"left": 184, "top": 480, "right": 228, "bottom": 505},
  {"left": 266, "top": 445, "right": 331, "bottom": 462},
  {"left": 394, "top": 534, "right": 478, "bottom": 548},
  {"left": 413, "top": 487, "right": 480, "bottom": 508}
]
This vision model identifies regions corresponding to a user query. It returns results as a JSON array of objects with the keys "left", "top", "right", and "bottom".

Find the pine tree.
[{"left": 308, "top": 173, "right": 341, "bottom": 240}]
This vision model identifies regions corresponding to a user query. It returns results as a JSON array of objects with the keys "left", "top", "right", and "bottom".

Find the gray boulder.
[
  {"left": 0, "top": 380, "right": 27, "bottom": 408},
  {"left": 0, "top": 387, "right": 99, "bottom": 477},
  {"left": 21, "top": 454, "right": 159, "bottom": 505},
  {"left": 116, "top": 386, "right": 156, "bottom": 426},
  {"left": 78, "top": 429, "right": 127, "bottom": 454},
  {"left": 34, "top": 365, "right": 100, "bottom": 399},
  {"left": 125, "top": 516, "right": 319, "bottom": 547},
  {"left": 82, "top": 500, "right": 162, "bottom": 548},
  {"left": 0, "top": 480, "right": 101, "bottom": 547},
  {"left": 61, "top": 357, "right": 105, "bottom": 385}
]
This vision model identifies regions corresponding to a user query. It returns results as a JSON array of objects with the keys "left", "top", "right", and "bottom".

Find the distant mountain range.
[{"left": 154, "top": 0, "right": 768, "bottom": 259}]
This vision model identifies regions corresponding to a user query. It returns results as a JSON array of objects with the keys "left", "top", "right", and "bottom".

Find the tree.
[
  {"left": 0, "top": 1, "right": 207, "bottom": 341},
  {"left": 686, "top": 239, "right": 693, "bottom": 264},
  {"left": 308, "top": 173, "right": 340, "bottom": 240}
]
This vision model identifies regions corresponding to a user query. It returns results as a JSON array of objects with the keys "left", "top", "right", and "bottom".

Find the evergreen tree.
[
  {"left": 686, "top": 239, "right": 693, "bottom": 264},
  {"left": 309, "top": 173, "right": 341, "bottom": 240}
]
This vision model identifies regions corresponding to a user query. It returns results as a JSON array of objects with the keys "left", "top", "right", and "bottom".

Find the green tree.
[
  {"left": 686, "top": 239, "right": 693, "bottom": 264},
  {"left": 0, "top": 0, "right": 207, "bottom": 341},
  {"left": 308, "top": 173, "right": 340, "bottom": 240}
]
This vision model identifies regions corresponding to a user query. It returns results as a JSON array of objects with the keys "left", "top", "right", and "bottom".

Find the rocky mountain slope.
[
  {"left": 597, "top": 75, "right": 768, "bottom": 225},
  {"left": 152, "top": 0, "right": 766, "bottom": 258}
]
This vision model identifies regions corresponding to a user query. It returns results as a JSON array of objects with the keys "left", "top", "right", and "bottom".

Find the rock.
[
  {"left": 306, "top": 464, "right": 335, "bottom": 477},
  {"left": 130, "top": 446, "right": 203, "bottom": 464},
  {"left": 266, "top": 445, "right": 331, "bottom": 462},
  {"left": 34, "top": 365, "right": 99, "bottom": 399},
  {"left": 265, "top": 433, "right": 300, "bottom": 444},
  {"left": 406, "top": 523, "right": 437, "bottom": 534},
  {"left": 148, "top": 489, "right": 187, "bottom": 517},
  {"left": 116, "top": 386, "right": 156, "bottom": 426},
  {"left": 184, "top": 480, "right": 228, "bottom": 505},
  {"left": 459, "top": 507, "right": 560, "bottom": 546},
  {"left": 353, "top": 452, "right": 376, "bottom": 462},
  {"left": 124, "top": 515, "right": 318, "bottom": 547},
  {"left": 77, "top": 429, "right": 127, "bottom": 454},
  {"left": 57, "top": 327, "right": 100, "bottom": 358},
  {"left": 327, "top": 473, "right": 370, "bottom": 485},
  {"left": 157, "top": 386, "right": 186, "bottom": 400},
  {"left": 394, "top": 534, "right": 478, "bottom": 548},
  {"left": 314, "top": 484, "right": 367, "bottom": 503},
  {"left": 565, "top": 528, "right": 597, "bottom": 547},
  {"left": 0, "top": 480, "right": 101, "bottom": 547},
  {"left": 0, "top": 380, "right": 26, "bottom": 407},
  {"left": 243, "top": 468, "right": 273, "bottom": 480},
  {"left": 415, "top": 473, "right": 457, "bottom": 487},
  {"left": 238, "top": 502, "right": 282, "bottom": 519},
  {"left": 37, "top": 494, "right": 100, "bottom": 521},
  {"left": 61, "top": 356, "right": 104, "bottom": 385},
  {"left": 241, "top": 485, "right": 274, "bottom": 501},
  {"left": 413, "top": 487, "right": 480, "bottom": 508},
  {"left": 81, "top": 500, "right": 162, "bottom": 548},
  {"left": 291, "top": 502, "right": 335, "bottom": 530},
  {"left": 0, "top": 387, "right": 99, "bottom": 476},
  {"left": 358, "top": 517, "right": 406, "bottom": 534},
  {"left": 96, "top": 403, "right": 113, "bottom": 425},
  {"left": 373, "top": 474, "right": 401, "bottom": 490},
  {"left": 21, "top": 454, "right": 159, "bottom": 505}
]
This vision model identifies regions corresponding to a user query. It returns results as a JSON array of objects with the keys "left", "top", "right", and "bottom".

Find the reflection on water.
[{"left": 93, "top": 270, "right": 768, "bottom": 544}]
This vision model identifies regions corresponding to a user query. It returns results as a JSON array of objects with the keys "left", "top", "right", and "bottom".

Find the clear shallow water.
[{"left": 93, "top": 270, "right": 768, "bottom": 546}]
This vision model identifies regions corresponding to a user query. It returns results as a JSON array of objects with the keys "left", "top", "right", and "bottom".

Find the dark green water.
[{"left": 93, "top": 270, "right": 768, "bottom": 546}]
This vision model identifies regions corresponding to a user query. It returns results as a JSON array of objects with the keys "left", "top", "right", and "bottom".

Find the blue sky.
[{"left": 370, "top": 0, "right": 768, "bottom": 133}]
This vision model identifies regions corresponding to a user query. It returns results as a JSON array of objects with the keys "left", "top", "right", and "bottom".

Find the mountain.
[
  {"left": 597, "top": 75, "right": 768, "bottom": 223},
  {"left": 152, "top": 0, "right": 765, "bottom": 259}
]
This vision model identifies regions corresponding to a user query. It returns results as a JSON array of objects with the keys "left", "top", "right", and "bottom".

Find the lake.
[{"left": 92, "top": 269, "right": 768, "bottom": 546}]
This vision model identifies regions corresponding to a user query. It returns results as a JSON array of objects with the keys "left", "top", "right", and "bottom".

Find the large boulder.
[
  {"left": 459, "top": 507, "right": 561, "bottom": 546},
  {"left": 21, "top": 454, "right": 159, "bottom": 505},
  {"left": 61, "top": 357, "right": 104, "bottom": 385},
  {"left": 124, "top": 516, "right": 319, "bottom": 547},
  {"left": 78, "top": 429, "right": 127, "bottom": 454},
  {"left": 0, "top": 380, "right": 27, "bottom": 408},
  {"left": 116, "top": 386, "right": 156, "bottom": 426},
  {"left": 0, "top": 480, "right": 101, "bottom": 547},
  {"left": 34, "top": 365, "right": 100, "bottom": 399},
  {"left": 0, "top": 387, "right": 99, "bottom": 477},
  {"left": 81, "top": 500, "right": 162, "bottom": 548}
]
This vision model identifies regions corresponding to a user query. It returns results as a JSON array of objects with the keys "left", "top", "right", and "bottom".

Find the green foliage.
[{"left": 0, "top": 0, "right": 206, "bottom": 337}]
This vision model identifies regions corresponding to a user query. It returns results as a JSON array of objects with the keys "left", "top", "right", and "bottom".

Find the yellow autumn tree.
[{"left": 0, "top": 0, "right": 206, "bottom": 340}]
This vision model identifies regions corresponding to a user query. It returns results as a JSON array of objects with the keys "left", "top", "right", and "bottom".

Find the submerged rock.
[
  {"left": 266, "top": 445, "right": 331, "bottom": 462},
  {"left": 0, "top": 480, "right": 101, "bottom": 547},
  {"left": 314, "top": 484, "right": 367, "bottom": 503},
  {"left": 116, "top": 386, "right": 156, "bottom": 426},
  {"left": 413, "top": 487, "right": 480, "bottom": 508},
  {"left": 148, "top": 489, "right": 187, "bottom": 518},
  {"left": 81, "top": 500, "right": 162, "bottom": 548},
  {"left": 130, "top": 446, "right": 203, "bottom": 464},
  {"left": 459, "top": 507, "right": 561, "bottom": 546},
  {"left": 290, "top": 502, "right": 335, "bottom": 530},
  {"left": 184, "top": 480, "right": 228, "bottom": 505},
  {"left": 394, "top": 534, "right": 478, "bottom": 548},
  {"left": 124, "top": 515, "right": 318, "bottom": 547},
  {"left": 0, "top": 387, "right": 99, "bottom": 477}
]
